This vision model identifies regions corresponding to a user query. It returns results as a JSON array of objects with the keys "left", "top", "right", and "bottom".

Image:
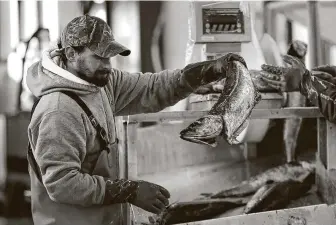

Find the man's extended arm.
[
  {"left": 108, "top": 68, "right": 193, "bottom": 116},
  {"left": 105, "top": 53, "right": 247, "bottom": 116},
  {"left": 260, "top": 55, "right": 336, "bottom": 124}
]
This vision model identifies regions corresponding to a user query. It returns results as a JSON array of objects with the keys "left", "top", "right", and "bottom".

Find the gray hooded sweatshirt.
[{"left": 26, "top": 48, "right": 193, "bottom": 225}]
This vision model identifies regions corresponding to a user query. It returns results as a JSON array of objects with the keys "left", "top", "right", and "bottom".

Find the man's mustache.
[{"left": 97, "top": 69, "right": 111, "bottom": 74}]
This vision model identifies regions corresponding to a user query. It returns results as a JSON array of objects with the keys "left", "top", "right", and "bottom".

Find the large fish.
[
  {"left": 209, "top": 161, "right": 315, "bottom": 198},
  {"left": 283, "top": 40, "right": 308, "bottom": 163},
  {"left": 244, "top": 171, "right": 314, "bottom": 214},
  {"left": 148, "top": 198, "right": 248, "bottom": 225},
  {"left": 180, "top": 59, "right": 261, "bottom": 147}
]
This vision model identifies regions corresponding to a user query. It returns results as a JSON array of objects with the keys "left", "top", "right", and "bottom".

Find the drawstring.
[
  {"left": 57, "top": 38, "right": 63, "bottom": 50},
  {"left": 56, "top": 38, "right": 67, "bottom": 67}
]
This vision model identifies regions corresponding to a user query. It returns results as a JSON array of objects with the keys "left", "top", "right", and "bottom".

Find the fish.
[
  {"left": 180, "top": 59, "right": 261, "bottom": 147},
  {"left": 287, "top": 40, "right": 308, "bottom": 61},
  {"left": 209, "top": 161, "right": 315, "bottom": 198},
  {"left": 283, "top": 40, "right": 308, "bottom": 163},
  {"left": 146, "top": 161, "right": 315, "bottom": 225},
  {"left": 243, "top": 180, "right": 277, "bottom": 213},
  {"left": 148, "top": 198, "right": 248, "bottom": 225},
  {"left": 244, "top": 171, "right": 314, "bottom": 214}
]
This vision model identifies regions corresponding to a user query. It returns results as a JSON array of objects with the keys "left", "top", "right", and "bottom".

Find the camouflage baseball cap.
[{"left": 60, "top": 14, "right": 131, "bottom": 58}]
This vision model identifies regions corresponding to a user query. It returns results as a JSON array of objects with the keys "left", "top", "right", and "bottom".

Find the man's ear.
[{"left": 64, "top": 47, "right": 77, "bottom": 62}]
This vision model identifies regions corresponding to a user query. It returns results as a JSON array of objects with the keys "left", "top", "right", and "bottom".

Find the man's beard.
[{"left": 77, "top": 70, "right": 110, "bottom": 87}]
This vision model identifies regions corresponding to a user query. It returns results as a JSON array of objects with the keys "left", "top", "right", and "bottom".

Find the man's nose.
[{"left": 100, "top": 58, "right": 112, "bottom": 69}]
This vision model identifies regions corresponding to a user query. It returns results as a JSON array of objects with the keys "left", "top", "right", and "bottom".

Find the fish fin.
[{"left": 226, "top": 120, "right": 249, "bottom": 145}]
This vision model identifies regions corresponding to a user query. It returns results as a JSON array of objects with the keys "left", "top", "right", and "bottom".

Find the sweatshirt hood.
[{"left": 26, "top": 48, "right": 99, "bottom": 98}]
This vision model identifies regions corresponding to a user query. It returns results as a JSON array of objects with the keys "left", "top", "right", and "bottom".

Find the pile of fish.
[
  {"left": 209, "top": 160, "right": 314, "bottom": 198},
  {"left": 154, "top": 40, "right": 312, "bottom": 225},
  {"left": 180, "top": 59, "right": 262, "bottom": 147},
  {"left": 147, "top": 161, "right": 315, "bottom": 225}
]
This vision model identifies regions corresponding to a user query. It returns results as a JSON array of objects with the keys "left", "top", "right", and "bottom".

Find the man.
[
  {"left": 26, "top": 15, "right": 245, "bottom": 225},
  {"left": 260, "top": 53, "right": 336, "bottom": 123}
]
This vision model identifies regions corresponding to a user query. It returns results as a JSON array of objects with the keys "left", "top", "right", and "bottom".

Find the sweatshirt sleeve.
[
  {"left": 29, "top": 110, "right": 107, "bottom": 207},
  {"left": 300, "top": 67, "right": 336, "bottom": 123},
  {"left": 107, "top": 68, "right": 193, "bottom": 116}
]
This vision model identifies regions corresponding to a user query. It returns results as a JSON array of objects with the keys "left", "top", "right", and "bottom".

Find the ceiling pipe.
[{"left": 307, "top": 1, "right": 322, "bottom": 68}]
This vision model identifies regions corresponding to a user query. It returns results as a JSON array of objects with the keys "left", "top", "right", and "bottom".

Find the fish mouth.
[
  {"left": 180, "top": 136, "right": 218, "bottom": 147},
  {"left": 180, "top": 115, "right": 223, "bottom": 147}
]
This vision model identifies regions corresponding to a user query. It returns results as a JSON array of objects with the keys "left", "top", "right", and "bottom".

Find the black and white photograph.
[{"left": 0, "top": 0, "right": 335, "bottom": 225}]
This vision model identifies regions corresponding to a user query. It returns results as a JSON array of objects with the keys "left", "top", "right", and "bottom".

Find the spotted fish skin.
[
  {"left": 209, "top": 161, "right": 315, "bottom": 198},
  {"left": 180, "top": 60, "right": 261, "bottom": 146}
]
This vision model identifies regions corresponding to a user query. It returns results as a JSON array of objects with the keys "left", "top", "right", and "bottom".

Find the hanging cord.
[
  {"left": 16, "top": 28, "right": 49, "bottom": 113},
  {"left": 150, "top": 5, "right": 166, "bottom": 72}
]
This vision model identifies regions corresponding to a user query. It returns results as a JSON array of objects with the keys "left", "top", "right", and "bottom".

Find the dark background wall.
[{"left": 139, "top": 1, "right": 164, "bottom": 72}]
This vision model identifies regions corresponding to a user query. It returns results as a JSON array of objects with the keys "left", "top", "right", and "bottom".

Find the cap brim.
[{"left": 103, "top": 40, "right": 131, "bottom": 58}]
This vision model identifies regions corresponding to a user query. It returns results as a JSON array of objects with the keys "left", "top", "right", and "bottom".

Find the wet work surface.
[{"left": 133, "top": 152, "right": 323, "bottom": 224}]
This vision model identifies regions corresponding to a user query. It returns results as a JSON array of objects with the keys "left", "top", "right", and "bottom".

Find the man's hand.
[
  {"left": 311, "top": 65, "right": 336, "bottom": 82},
  {"left": 130, "top": 180, "right": 170, "bottom": 214},
  {"left": 182, "top": 53, "right": 246, "bottom": 89},
  {"left": 203, "top": 53, "right": 247, "bottom": 84},
  {"left": 259, "top": 55, "right": 307, "bottom": 92}
]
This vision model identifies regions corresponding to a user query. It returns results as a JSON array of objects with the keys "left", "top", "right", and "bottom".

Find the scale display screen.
[{"left": 202, "top": 8, "right": 244, "bottom": 34}]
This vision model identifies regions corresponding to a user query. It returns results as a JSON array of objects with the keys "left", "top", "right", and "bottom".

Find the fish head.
[
  {"left": 180, "top": 115, "right": 223, "bottom": 147},
  {"left": 287, "top": 40, "right": 308, "bottom": 63},
  {"left": 291, "top": 40, "right": 307, "bottom": 58}
]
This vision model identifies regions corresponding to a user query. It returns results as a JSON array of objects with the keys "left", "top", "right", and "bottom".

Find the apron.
[{"left": 27, "top": 91, "right": 125, "bottom": 225}]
